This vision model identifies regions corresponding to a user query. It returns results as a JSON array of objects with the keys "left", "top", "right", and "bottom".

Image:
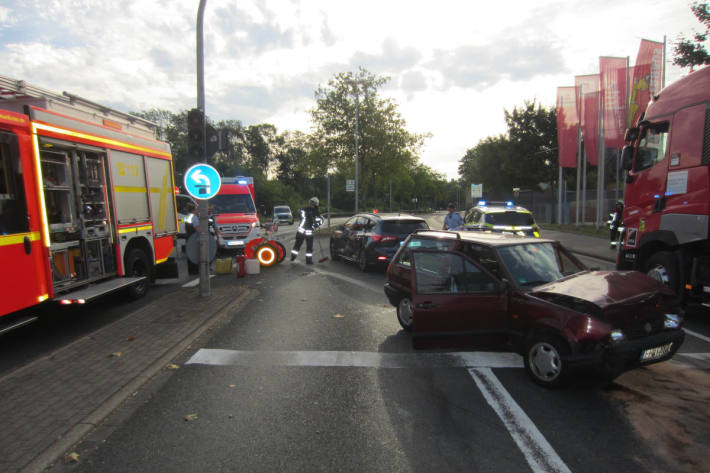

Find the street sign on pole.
[
  {"left": 184, "top": 163, "right": 221, "bottom": 200},
  {"left": 346, "top": 179, "right": 355, "bottom": 192},
  {"left": 470, "top": 183, "right": 483, "bottom": 199}
]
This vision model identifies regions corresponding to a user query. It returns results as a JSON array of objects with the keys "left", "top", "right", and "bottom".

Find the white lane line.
[
  {"left": 185, "top": 349, "right": 523, "bottom": 369},
  {"left": 684, "top": 328, "right": 710, "bottom": 344},
  {"left": 182, "top": 274, "right": 216, "bottom": 288},
  {"left": 469, "top": 368, "right": 572, "bottom": 473},
  {"left": 678, "top": 353, "right": 710, "bottom": 362},
  {"left": 309, "top": 266, "right": 384, "bottom": 294}
]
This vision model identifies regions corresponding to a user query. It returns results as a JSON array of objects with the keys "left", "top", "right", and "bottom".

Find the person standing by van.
[{"left": 443, "top": 203, "right": 464, "bottom": 231}]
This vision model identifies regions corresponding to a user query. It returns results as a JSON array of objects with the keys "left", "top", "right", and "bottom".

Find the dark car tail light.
[{"left": 371, "top": 234, "right": 398, "bottom": 243}]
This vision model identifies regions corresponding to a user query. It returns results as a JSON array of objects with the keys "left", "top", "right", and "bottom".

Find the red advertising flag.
[
  {"left": 575, "top": 74, "right": 600, "bottom": 166},
  {"left": 599, "top": 57, "right": 628, "bottom": 149},
  {"left": 556, "top": 86, "right": 577, "bottom": 168},
  {"left": 575, "top": 74, "right": 600, "bottom": 126},
  {"left": 583, "top": 91, "right": 600, "bottom": 166},
  {"left": 628, "top": 39, "right": 664, "bottom": 127}
]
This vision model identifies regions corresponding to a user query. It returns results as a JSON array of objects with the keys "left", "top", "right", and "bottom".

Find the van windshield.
[
  {"left": 210, "top": 194, "right": 256, "bottom": 214},
  {"left": 274, "top": 206, "right": 290, "bottom": 213}
]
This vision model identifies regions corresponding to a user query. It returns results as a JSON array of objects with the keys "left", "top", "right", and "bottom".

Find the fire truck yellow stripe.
[
  {"left": 118, "top": 225, "right": 152, "bottom": 234},
  {"left": 33, "top": 122, "right": 171, "bottom": 158},
  {"left": 0, "top": 232, "right": 42, "bottom": 247},
  {"left": 115, "top": 186, "right": 148, "bottom": 193}
]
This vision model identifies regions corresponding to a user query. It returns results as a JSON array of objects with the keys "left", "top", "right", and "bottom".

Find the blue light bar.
[
  {"left": 506, "top": 201, "right": 514, "bottom": 207},
  {"left": 237, "top": 180, "right": 248, "bottom": 185},
  {"left": 478, "top": 200, "right": 487, "bottom": 206}
]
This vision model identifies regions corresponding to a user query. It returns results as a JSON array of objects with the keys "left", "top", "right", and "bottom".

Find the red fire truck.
[
  {"left": 618, "top": 66, "right": 710, "bottom": 307},
  {"left": 0, "top": 75, "right": 178, "bottom": 331}
]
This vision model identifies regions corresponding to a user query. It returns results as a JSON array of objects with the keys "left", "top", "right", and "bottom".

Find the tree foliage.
[
  {"left": 673, "top": 2, "right": 710, "bottom": 69},
  {"left": 309, "top": 68, "right": 427, "bottom": 210},
  {"left": 458, "top": 101, "right": 557, "bottom": 200}
]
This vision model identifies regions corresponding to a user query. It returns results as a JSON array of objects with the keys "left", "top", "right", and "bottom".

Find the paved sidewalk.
[
  {"left": 0, "top": 277, "right": 256, "bottom": 473},
  {"left": 541, "top": 229, "right": 617, "bottom": 263}
]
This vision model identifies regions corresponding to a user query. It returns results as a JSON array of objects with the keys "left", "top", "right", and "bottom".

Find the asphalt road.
[{"left": 3, "top": 212, "right": 709, "bottom": 473}]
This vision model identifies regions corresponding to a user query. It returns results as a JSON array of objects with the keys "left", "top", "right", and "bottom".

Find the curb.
[{"left": 20, "top": 287, "right": 257, "bottom": 473}]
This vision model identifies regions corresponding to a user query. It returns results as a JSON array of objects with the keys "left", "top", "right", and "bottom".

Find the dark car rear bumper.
[{"left": 563, "top": 329, "right": 685, "bottom": 375}]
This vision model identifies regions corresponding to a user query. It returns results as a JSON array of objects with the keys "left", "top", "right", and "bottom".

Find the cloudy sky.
[{"left": 0, "top": 0, "right": 701, "bottom": 179}]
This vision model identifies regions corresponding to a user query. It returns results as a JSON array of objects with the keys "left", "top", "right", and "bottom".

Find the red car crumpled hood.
[{"left": 531, "top": 271, "right": 675, "bottom": 309}]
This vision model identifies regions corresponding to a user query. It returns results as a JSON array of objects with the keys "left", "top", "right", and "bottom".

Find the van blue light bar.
[
  {"left": 222, "top": 176, "right": 253, "bottom": 185},
  {"left": 478, "top": 200, "right": 487, "bottom": 206}
]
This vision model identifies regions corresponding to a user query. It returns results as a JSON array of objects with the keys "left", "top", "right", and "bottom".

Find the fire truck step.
[
  {"left": 0, "top": 315, "right": 39, "bottom": 336},
  {"left": 53, "top": 277, "right": 147, "bottom": 304}
]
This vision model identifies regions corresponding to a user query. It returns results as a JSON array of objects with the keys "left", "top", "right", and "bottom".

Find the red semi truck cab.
[
  {"left": 210, "top": 177, "right": 260, "bottom": 251},
  {"left": 618, "top": 66, "right": 710, "bottom": 307}
]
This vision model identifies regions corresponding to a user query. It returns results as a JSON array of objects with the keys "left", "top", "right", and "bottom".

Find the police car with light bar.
[{"left": 463, "top": 200, "right": 541, "bottom": 237}]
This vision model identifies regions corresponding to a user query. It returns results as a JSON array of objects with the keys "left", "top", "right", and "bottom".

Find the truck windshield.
[{"left": 210, "top": 194, "right": 256, "bottom": 214}]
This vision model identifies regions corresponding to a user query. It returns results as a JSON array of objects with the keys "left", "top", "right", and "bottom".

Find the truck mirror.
[
  {"left": 624, "top": 127, "right": 639, "bottom": 142},
  {"left": 621, "top": 146, "right": 634, "bottom": 171}
]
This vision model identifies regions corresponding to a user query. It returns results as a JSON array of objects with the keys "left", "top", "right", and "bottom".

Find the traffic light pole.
[{"left": 196, "top": 0, "right": 210, "bottom": 297}]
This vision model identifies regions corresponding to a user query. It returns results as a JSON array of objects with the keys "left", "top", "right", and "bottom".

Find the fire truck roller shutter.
[
  {"left": 110, "top": 150, "right": 151, "bottom": 225},
  {"left": 145, "top": 156, "right": 177, "bottom": 236}
]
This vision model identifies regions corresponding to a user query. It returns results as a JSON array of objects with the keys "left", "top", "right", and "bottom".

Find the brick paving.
[{"left": 0, "top": 280, "right": 253, "bottom": 473}]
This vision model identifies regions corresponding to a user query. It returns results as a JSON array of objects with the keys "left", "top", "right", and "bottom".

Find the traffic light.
[{"left": 187, "top": 108, "right": 205, "bottom": 159}]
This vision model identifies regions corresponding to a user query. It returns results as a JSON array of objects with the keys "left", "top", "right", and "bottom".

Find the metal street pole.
[
  {"left": 354, "top": 84, "right": 359, "bottom": 214},
  {"left": 196, "top": 0, "right": 210, "bottom": 297}
]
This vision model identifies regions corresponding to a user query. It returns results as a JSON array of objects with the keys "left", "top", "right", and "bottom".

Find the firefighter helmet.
[{"left": 309, "top": 197, "right": 319, "bottom": 206}]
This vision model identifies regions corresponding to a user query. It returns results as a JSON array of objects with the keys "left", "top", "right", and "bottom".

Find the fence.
[{"left": 515, "top": 189, "right": 621, "bottom": 226}]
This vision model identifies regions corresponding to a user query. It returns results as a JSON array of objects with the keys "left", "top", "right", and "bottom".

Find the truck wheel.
[
  {"left": 397, "top": 296, "right": 413, "bottom": 331},
  {"left": 645, "top": 251, "right": 680, "bottom": 293},
  {"left": 125, "top": 248, "right": 151, "bottom": 299},
  {"left": 524, "top": 335, "right": 569, "bottom": 388}
]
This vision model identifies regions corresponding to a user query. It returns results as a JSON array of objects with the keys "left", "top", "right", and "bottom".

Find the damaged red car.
[{"left": 384, "top": 230, "right": 685, "bottom": 387}]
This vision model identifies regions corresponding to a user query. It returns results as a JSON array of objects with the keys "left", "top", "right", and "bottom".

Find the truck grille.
[{"left": 218, "top": 223, "right": 251, "bottom": 234}]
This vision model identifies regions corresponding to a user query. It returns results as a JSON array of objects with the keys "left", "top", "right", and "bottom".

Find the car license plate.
[
  {"left": 227, "top": 240, "right": 245, "bottom": 247},
  {"left": 640, "top": 342, "right": 673, "bottom": 362}
]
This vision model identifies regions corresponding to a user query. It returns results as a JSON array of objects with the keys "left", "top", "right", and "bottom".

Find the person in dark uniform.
[
  {"left": 609, "top": 200, "right": 624, "bottom": 249},
  {"left": 291, "top": 197, "right": 324, "bottom": 264},
  {"left": 184, "top": 202, "right": 199, "bottom": 275}
]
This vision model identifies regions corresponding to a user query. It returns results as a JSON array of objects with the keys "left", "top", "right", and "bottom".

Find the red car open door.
[{"left": 409, "top": 250, "right": 508, "bottom": 338}]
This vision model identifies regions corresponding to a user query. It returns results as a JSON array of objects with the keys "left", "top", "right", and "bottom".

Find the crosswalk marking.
[
  {"left": 470, "top": 368, "right": 572, "bottom": 473},
  {"left": 185, "top": 349, "right": 524, "bottom": 368}
]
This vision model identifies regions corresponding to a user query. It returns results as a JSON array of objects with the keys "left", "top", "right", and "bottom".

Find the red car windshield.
[{"left": 497, "top": 242, "right": 582, "bottom": 288}]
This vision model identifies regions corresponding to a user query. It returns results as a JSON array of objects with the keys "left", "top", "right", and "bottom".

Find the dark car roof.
[
  {"left": 412, "top": 229, "right": 554, "bottom": 247},
  {"left": 356, "top": 212, "right": 425, "bottom": 221}
]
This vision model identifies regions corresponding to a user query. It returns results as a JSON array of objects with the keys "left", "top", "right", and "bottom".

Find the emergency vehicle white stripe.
[
  {"left": 185, "top": 349, "right": 523, "bottom": 368},
  {"left": 469, "top": 368, "right": 572, "bottom": 473}
]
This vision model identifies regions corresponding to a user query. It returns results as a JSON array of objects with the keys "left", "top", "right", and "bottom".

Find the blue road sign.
[{"left": 184, "top": 164, "right": 221, "bottom": 200}]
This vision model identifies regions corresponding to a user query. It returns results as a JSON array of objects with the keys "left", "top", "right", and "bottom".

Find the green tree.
[
  {"left": 673, "top": 2, "right": 710, "bottom": 69},
  {"left": 309, "top": 68, "right": 425, "bottom": 210},
  {"left": 505, "top": 100, "right": 557, "bottom": 192}
]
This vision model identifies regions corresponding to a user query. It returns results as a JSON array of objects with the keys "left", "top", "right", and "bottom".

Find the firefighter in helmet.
[{"left": 291, "top": 196, "right": 324, "bottom": 264}]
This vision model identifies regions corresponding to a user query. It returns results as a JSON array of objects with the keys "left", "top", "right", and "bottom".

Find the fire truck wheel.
[
  {"left": 125, "top": 248, "right": 151, "bottom": 299},
  {"left": 256, "top": 243, "right": 278, "bottom": 267},
  {"left": 645, "top": 251, "right": 680, "bottom": 293}
]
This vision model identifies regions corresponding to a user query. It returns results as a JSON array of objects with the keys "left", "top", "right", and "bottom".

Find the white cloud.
[{"left": 0, "top": 0, "right": 703, "bottom": 180}]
